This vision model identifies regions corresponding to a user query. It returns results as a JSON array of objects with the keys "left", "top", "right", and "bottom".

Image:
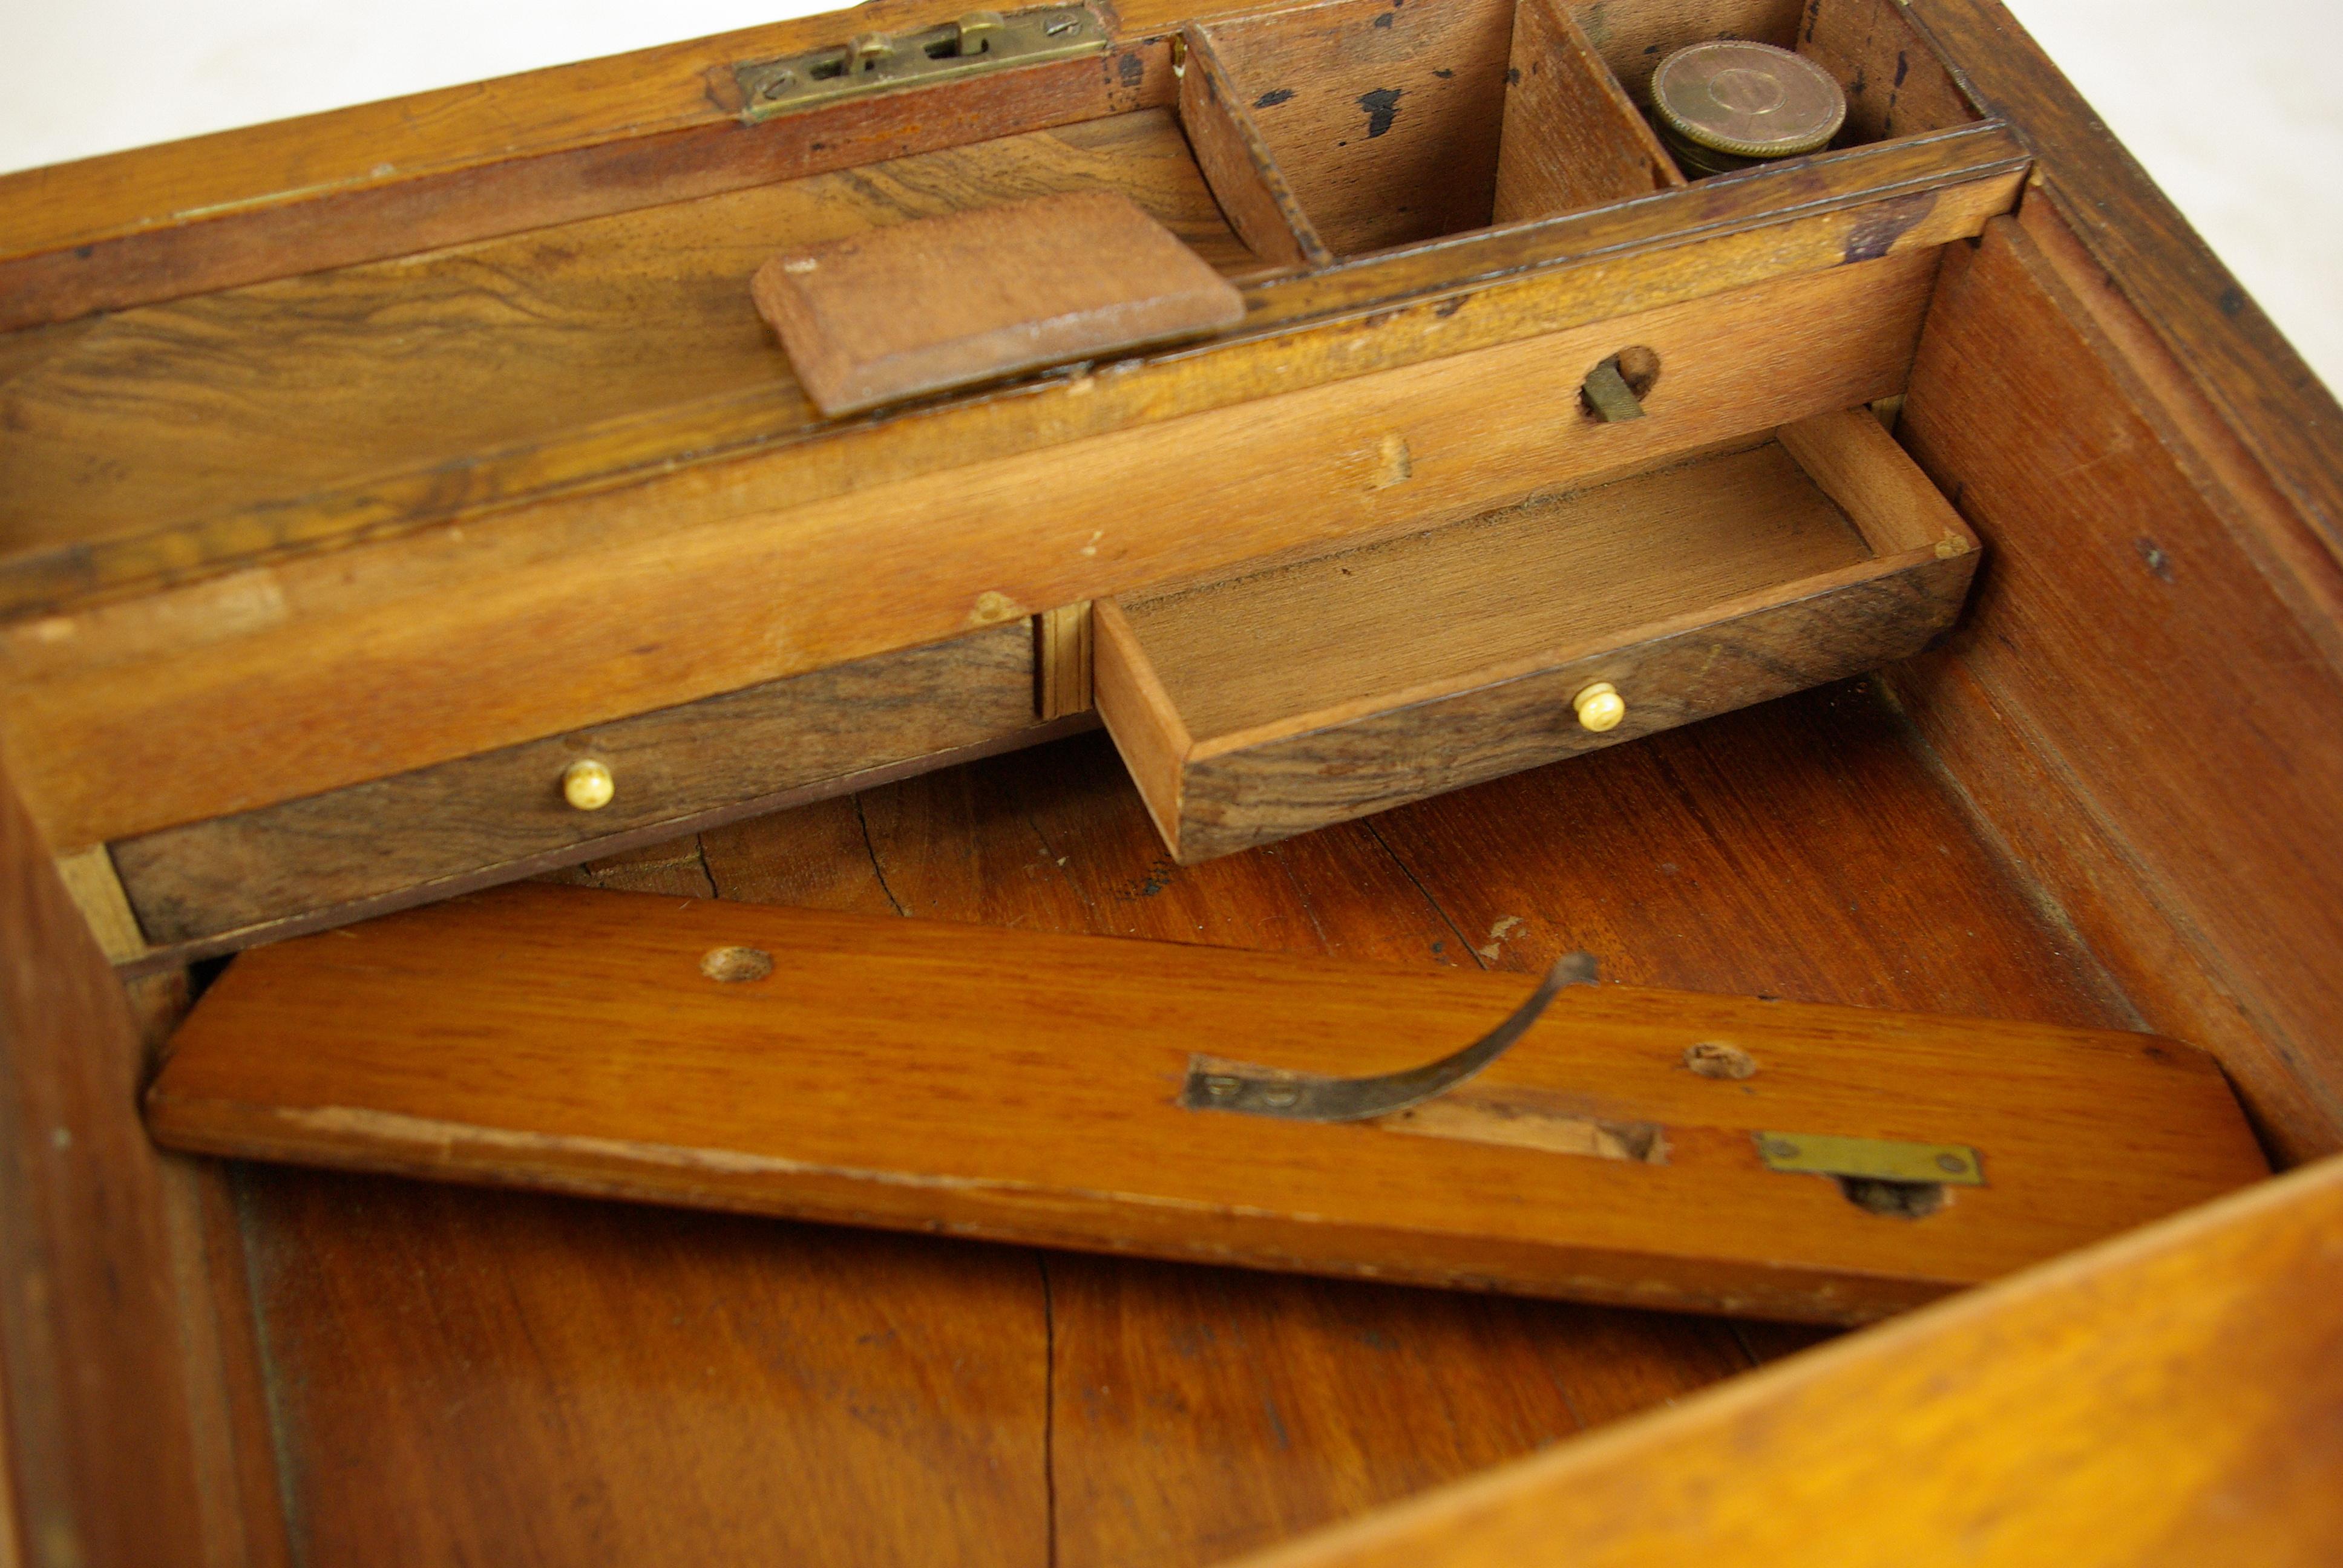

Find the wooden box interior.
[{"left": 6, "top": 0, "right": 2343, "bottom": 1560}]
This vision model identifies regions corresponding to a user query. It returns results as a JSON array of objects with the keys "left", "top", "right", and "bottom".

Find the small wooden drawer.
[
  {"left": 109, "top": 622, "right": 1050, "bottom": 955},
  {"left": 1095, "top": 408, "right": 1978, "bottom": 863}
]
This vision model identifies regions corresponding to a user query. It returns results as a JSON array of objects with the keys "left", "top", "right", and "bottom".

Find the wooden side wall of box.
[
  {"left": 1222, "top": 1152, "right": 2343, "bottom": 1567},
  {"left": 1893, "top": 205, "right": 2343, "bottom": 1163},
  {"left": 0, "top": 756, "right": 281, "bottom": 1568}
]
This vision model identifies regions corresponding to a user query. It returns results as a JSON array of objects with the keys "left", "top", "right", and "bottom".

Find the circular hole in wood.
[
  {"left": 1837, "top": 1177, "right": 1947, "bottom": 1219},
  {"left": 1682, "top": 1041, "right": 1757, "bottom": 1079},
  {"left": 1579, "top": 345, "right": 1664, "bottom": 421},
  {"left": 700, "top": 946, "right": 775, "bottom": 983}
]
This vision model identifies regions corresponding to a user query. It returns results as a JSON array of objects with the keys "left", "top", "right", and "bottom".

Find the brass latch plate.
[
  {"left": 1756, "top": 1132, "right": 1985, "bottom": 1185},
  {"left": 734, "top": 6, "right": 1110, "bottom": 122}
]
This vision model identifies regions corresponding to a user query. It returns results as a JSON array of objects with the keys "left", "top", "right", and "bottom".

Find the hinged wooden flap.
[
  {"left": 752, "top": 189, "right": 1246, "bottom": 416},
  {"left": 146, "top": 884, "right": 2266, "bottom": 1324}
]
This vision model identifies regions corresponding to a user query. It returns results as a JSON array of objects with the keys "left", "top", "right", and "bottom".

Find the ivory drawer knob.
[
  {"left": 562, "top": 759, "right": 616, "bottom": 811},
  {"left": 1573, "top": 682, "right": 1626, "bottom": 733}
]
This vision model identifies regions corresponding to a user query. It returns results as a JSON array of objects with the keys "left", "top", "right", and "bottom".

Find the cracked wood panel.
[{"left": 0, "top": 108, "right": 1251, "bottom": 569}]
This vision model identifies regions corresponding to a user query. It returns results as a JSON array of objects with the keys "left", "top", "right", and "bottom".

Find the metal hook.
[{"left": 1181, "top": 952, "right": 1598, "bottom": 1122}]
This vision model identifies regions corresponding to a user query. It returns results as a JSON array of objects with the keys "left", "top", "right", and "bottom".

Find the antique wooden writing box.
[{"left": 4, "top": 0, "right": 2342, "bottom": 1561}]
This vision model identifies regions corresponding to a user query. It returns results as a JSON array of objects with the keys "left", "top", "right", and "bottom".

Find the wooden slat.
[
  {"left": 1895, "top": 214, "right": 2343, "bottom": 1160},
  {"left": 147, "top": 881, "right": 2266, "bottom": 1324},
  {"left": 1178, "top": 29, "right": 1332, "bottom": 269},
  {"left": 1221, "top": 1152, "right": 2343, "bottom": 1568},
  {"left": 1035, "top": 601, "right": 1096, "bottom": 721},
  {"left": 238, "top": 1169, "right": 1052, "bottom": 1567},
  {"left": 4, "top": 246, "right": 1957, "bottom": 852},
  {"left": 1493, "top": 0, "right": 1682, "bottom": 225}
]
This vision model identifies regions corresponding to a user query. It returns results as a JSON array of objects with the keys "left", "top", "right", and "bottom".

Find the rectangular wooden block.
[
  {"left": 145, "top": 883, "right": 2269, "bottom": 1324},
  {"left": 752, "top": 188, "right": 1246, "bottom": 415},
  {"left": 1095, "top": 408, "right": 1979, "bottom": 861}
]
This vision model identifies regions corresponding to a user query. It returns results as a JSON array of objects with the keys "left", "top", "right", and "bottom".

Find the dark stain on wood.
[{"left": 1844, "top": 191, "right": 1936, "bottom": 263}]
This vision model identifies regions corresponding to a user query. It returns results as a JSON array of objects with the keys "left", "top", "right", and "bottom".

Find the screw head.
[{"left": 1936, "top": 1152, "right": 1968, "bottom": 1174}]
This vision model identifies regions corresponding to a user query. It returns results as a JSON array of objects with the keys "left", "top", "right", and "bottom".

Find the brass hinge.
[
  {"left": 733, "top": 6, "right": 1110, "bottom": 123},
  {"left": 1755, "top": 1132, "right": 1985, "bottom": 1186}
]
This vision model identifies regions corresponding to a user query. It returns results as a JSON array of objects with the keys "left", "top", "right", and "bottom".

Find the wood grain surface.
[
  {"left": 1224, "top": 1152, "right": 2343, "bottom": 1568},
  {"left": 752, "top": 189, "right": 1246, "bottom": 415},
  {"left": 1046, "top": 1258, "right": 1748, "bottom": 1568},
  {"left": 1197, "top": 0, "right": 1517, "bottom": 254},
  {"left": 239, "top": 1170, "right": 1052, "bottom": 1567},
  {"left": 148, "top": 878, "right": 2263, "bottom": 1324},
  {"left": 0, "top": 755, "right": 258, "bottom": 1566},
  {"left": 1494, "top": 0, "right": 1683, "bottom": 225},
  {"left": 1896, "top": 215, "right": 2343, "bottom": 1161},
  {"left": 1099, "top": 420, "right": 1976, "bottom": 861},
  {"left": 110, "top": 622, "right": 1041, "bottom": 947},
  {"left": 0, "top": 5, "right": 1182, "bottom": 330},
  {"left": 4, "top": 246, "right": 1959, "bottom": 852},
  {"left": 0, "top": 109, "right": 1249, "bottom": 572},
  {"left": 0, "top": 116, "right": 2020, "bottom": 639},
  {"left": 221, "top": 672, "right": 2153, "bottom": 1565}
]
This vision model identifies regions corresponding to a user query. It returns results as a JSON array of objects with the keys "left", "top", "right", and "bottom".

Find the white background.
[{"left": 1, "top": 0, "right": 2335, "bottom": 390}]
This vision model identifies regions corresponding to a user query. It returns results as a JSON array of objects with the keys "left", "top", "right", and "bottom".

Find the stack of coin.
[{"left": 1649, "top": 40, "right": 1847, "bottom": 176}]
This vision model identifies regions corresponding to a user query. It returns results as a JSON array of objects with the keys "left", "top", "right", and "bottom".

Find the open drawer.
[{"left": 1096, "top": 408, "right": 1978, "bottom": 862}]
